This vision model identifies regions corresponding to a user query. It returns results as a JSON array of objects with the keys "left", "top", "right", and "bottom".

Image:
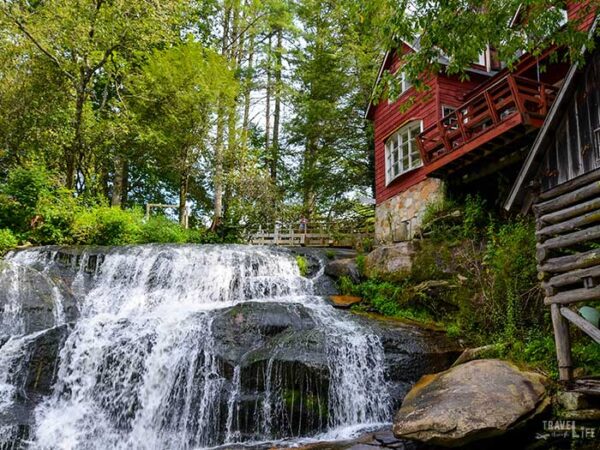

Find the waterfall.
[{"left": 2, "top": 245, "right": 392, "bottom": 449}]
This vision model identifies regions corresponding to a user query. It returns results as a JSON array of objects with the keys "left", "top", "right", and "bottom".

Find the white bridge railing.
[{"left": 249, "top": 222, "right": 373, "bottom": 248}]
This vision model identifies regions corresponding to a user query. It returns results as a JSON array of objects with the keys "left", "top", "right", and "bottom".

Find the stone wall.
[{"left": 375, "top": 177, "right": 443, "bottom": 243}]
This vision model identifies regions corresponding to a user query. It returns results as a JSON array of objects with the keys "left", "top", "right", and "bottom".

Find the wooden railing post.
[
  {"left": 540, "top": 84, "right": 548, "bottom": 115},
  {"left": 551, "top": 303, "right": 573, "bottom": 382},
  {"left": 455, "top": 110, "right": 469, "bottom": 142},
  {"left": 415, "top": 136, "right": 429, "bottom": 164},
  {"left": 507, "top": 74, "right": 528, "bottom": 120},
  {"left": 437, "top": 121, "right": 452, "bottom": 152},
  {"left": 484, "top": 91, "right": 500, "bottom": 124}
]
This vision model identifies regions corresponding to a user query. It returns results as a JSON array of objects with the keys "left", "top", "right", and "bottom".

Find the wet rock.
[
  {"left": 0, "top": 325, "right": 69, "bottom": 450},
  {"left": 351, "top": 312, "right": 462, "bottom": 410},
  {"left": 328, "top": 295, "right": 362, "bottom": 309},
  {"left": 0, "top": 263, "right": 68, "bottom": 335},
  {"left": 555, "top": 391, "right": 590, "bottom": 411},
  {"left": 9, "top": 325, "right": 70, "bottom": 400},
  {"left": 364, "top": 243, "right": 417, "bottom": 280},
  {"left": 393, "top": 359, "right": 550, "bottom": 447},
  {"left": 325, "top": 258, "right": 360, "bottom": 283},
  {"left": 280, "top": 428, "right": 417, "bottom": 449},
  {"left": 211, "top": 302, "right": 317, "bottom": 365}
]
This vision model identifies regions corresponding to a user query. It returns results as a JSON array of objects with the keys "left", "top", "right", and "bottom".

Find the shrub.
[
  {"left": 71, "top": 206, "right": 143, "bottom": 246},
  {"left": 28, "top": 187, "right": 81, "bottom": 245},
  {"left": 0, "top": 228, "right": 18, "bottom": 255},
  {"left": 296, "top": 255, "right": 308, "bottom": 277},
  {"left": 140, "top": 216, "right": 188, "bottom": 244},
  {"left": 461, "top": 195, "right": 488, "bottom": 239},
  {"left": 0, "top": 165, "right": 54, "bottom": 233},
  {"left": 356, "top": 253, "right": 366, "bottom": 277}
]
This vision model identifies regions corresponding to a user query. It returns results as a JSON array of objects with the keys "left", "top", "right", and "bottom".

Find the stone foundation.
[{"left": 375, "top": 178, "right": 443, "bottom": 243}]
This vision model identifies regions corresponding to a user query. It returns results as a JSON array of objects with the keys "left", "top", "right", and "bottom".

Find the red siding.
[
  {"left": 371, "top": 3, "right": 596, "bottom": 206},
  {"left": 567, "top": 1, "right": 597, "bottom": 32},
  {"left": 372, "top": 52, "right": 485, "bottom": 204}
]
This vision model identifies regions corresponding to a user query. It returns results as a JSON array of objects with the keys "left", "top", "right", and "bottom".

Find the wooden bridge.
[{"left": 249, "top": 221, "right": 373, "bottom": 248}]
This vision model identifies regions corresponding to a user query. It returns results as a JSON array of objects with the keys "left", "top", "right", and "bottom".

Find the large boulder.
[
  {"left": 324, "top": 258, "right": 361, "bottom": 283},
  {"left": 393, "top": 359, "right": 549, "bottom": 447},
  {"left": 365, "top": 243, "right": 417, "bottom": 280}
]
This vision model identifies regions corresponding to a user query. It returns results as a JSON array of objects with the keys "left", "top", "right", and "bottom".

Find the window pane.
[
  {"left": 401, "top": 137, "right": 409, "bottom": 171},
  {"left": 385, "top": 120, "right": 422, "bottom": 181}
]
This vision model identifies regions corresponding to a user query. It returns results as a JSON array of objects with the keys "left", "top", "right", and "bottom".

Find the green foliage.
[
  {"left": 139, "top": 216, "right": 189, "bottom": 244},
  {"left": 380, "top": 0, "right": 594, "bottom": 95},
  {"left": 343, "top": 277, "right": 434, "bottom": 323},
  {"left": 296, "top": 255, "right": 308, "bottom": 277},
  {"left": 355, "top": 253, "right": 366, "bottom": 277},
  {"left": 325, "top": 250, "right": 336, "bottom": 260},
  {"left": 0, "top": 166, "right": 53, "bottom": 232},
  {"left": 0, "top": 229, "right": 18, "bottom": 255},
  {"left": 0, "top": 165, "right": 240, "bottom": 246},
  {"left": 71, "top": 207, "right": 144, "bottom": 246},
  {"left": 462, "top": 195, "right": 488, "bottom": 239},
  {"left": 484, "top": 219, "right": 540, "bottom": 340},
  {"left": 572, "top": 340, "right": 600, "bottom": 377},
  {"left": 348, "top": 195, "right": 573, "bottom": 375}
]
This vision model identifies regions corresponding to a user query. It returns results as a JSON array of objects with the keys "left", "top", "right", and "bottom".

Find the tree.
[
  {"left": 129, "top": 41, "right": 237, "bottom": 226},
  {"left": 378, "top": 0, "right": 597, "bottom": 89},
  {"left": 0, "top": 0, "right": 187, "bottom": 191},
  {"left": 288, "top": 0, "right": 388, "bottom": 219}
]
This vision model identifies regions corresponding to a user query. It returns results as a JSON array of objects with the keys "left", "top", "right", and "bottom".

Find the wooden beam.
[
  {"left": 545, "top": 285, "right": 600, "bottom": 305},
  {"left": 538, "top": 168, "right": 600, "bottom": 202},
  {"left": 551, "top": 304, "right": 573, "bottom": 382},
  {"left": 539, "top": 197, "right": 600, "bottom": 226},
  {"left": 561, "top": 307, "right": 600, "bottom": 344},
  {"left": 543, "top": 265, "right": 600, "bottom": 290},
  {"left": 534, "top": 181, "right": 600, "bottom": 216},
  {"left": 423, "top": 114, "right": 522, "bottom": 173},
  {"left": 539, "top": 249, "right": 600, "bottom": 274},
  {"left": 537, "top": 224, "right": 600, "bottom": 250},
  {"left": 536, "top": 209, "right": 600, "bottom": 239}
]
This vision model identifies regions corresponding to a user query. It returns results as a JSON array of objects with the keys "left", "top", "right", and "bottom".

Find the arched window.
[{"left": 385, "top": 120, "right": 423, "bottom": 185}]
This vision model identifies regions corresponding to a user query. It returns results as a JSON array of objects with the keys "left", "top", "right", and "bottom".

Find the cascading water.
[{"left": 1, "top": 245, "right": 393, "bottom": 449}]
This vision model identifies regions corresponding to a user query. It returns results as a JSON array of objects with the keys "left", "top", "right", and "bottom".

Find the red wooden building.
[{"left": 367, "top": 3, "right": 595, "bottom": 243}]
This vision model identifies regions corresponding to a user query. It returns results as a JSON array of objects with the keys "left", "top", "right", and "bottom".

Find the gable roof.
[
  {"left": 364, "top": 39, "right": 495, "bottom": 120},
  {"left": 364, "top": 40, "right": 417, "bottom": 120},
  {"left": 504, "top": 16, "right": 599, "bottom": 212}
]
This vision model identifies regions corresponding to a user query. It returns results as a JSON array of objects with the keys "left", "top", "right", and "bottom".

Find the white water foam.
[{"left": 4, "top": 245, "right": 391, "bottom": 449}]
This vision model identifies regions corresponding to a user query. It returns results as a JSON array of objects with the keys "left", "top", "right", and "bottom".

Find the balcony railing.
[{"left": 416, "top": 75, "right": 559, "bottom": 165}]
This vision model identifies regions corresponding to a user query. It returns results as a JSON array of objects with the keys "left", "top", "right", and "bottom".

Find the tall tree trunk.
[
  {"left": 212, "top": 4, "right": 233, "bottom": 230},
  {"left": 67, "top": 84, "right": 87, "bottom": 190},
  {"left": 120, "top": 159, "right": 129, "bottom": 206},
  {"left": 265, "top": 33, "right": 272, "bottom": 157},
  {"left": 271, "top": 27, "right": 283, "bottom": 182},
  {"left": 111, "top": 156, "right": 126, "bottom": 207},
  {"left": 242, "top": 40, "right": 255, "bottom": 147},
  {"left": 223, "top": 0, "right": 241, "bottom": 224},
  {"left": 179, "top": 170, "right": 189, "bottom": 228}
]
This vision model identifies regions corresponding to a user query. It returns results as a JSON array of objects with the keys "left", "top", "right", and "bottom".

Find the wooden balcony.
[{"left": 416, "top": 75, "right": 559, "bottom": 174}]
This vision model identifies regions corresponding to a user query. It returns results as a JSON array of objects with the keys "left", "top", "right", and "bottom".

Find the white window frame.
[
  {"left": 400, "top": 72, "right": 412, "bottom": 93},
  {"left": 384, "top": 120, "right": 423, "bottom": 186},
  {"left": 441, "top": 105, "right": 455, "bottom": 118}
]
